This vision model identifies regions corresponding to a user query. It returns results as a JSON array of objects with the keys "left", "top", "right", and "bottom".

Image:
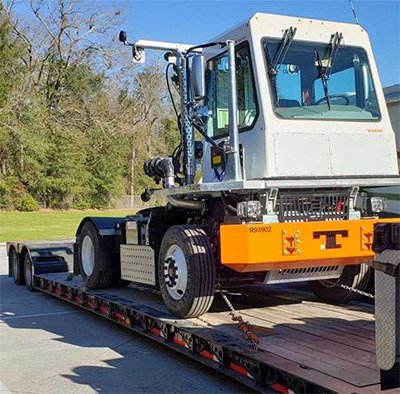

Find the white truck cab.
[{"left": 202, "top": 13, "right": 399, "bottom": 182}]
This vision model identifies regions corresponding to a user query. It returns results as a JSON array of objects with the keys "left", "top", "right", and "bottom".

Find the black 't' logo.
[{"left": 313, "top": 230, "right": 349, "bottom": 249}]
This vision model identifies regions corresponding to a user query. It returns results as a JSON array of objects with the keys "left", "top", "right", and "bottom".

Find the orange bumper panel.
[{"left": 220, "top": 218, "right": 398, "bottom": 273}]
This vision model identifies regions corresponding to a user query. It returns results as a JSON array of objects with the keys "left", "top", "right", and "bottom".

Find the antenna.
[{"left": 348, "top": 0, "right": 360, "bottom": 25}]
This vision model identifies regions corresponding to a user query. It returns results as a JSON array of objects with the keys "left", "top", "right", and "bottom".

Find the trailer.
[
  {"left": 6, "top": 221, "right": 400, "bottom": 393},
  {"left": 5, "top": 11, "right": 400, "bottom": 393}
]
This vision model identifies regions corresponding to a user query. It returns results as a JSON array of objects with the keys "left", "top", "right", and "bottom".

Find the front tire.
[
  {"left": 309, "top": 263, "right": 371, "bottom": 303},
  {"left": 158, "top": 225, "right": 216, "bottom": 318},
  {"left": 77, "top": 222, "right": 113, "bottom": 289}
]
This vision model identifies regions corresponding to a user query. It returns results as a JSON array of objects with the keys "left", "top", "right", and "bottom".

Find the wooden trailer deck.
[{"left": 34, "top": 271, "right": 394, "bottom": 394}]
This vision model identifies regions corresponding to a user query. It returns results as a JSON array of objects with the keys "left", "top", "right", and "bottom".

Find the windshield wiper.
[
  {"left": 315, "top": 32, "right": 343, "bottom": 110},
  {"left": 269, "top": 26, "right": 297, "bottom": 75},
  {"left": 268, "top": 27, "right": 297, "bottom": 106},
  {"left": 315, "top": 49, "right": 331, "bottom": 109}
]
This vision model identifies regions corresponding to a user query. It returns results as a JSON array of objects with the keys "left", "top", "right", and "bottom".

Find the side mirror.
[
  {"left": 191, "top": 54, "right": 206, "bottom": 101},
  {"left": 119, "top": 30, "right": 127, "bottom": 43}
]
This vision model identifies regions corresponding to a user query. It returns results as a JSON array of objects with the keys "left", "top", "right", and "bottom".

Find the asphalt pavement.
[{"left": 0, "top": 243, "right": 249, "bottom": 393}]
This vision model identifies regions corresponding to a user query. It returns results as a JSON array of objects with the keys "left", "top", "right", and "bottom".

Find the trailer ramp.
[{"left": 32, "top": 270, "right": 388, "bottom": 394}]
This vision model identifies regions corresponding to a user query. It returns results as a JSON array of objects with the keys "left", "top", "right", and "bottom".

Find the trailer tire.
[
  {"left": 308, "top": 263, "right": 371, "bottom": 303},
  {"left": 77, "top": 222, "right": 113, "bottom": 289},
  {"left": 24, "top": 253, "right": 35, "bottom": 292},
  {"left": 158, "top": 225, "right": 216, "bottom": 318},
  {"left": 10, "top": 247, "right": 24, "bottom": 285}
]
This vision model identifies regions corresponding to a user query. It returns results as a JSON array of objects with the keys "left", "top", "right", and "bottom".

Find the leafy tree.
[{"left": 0, "top": 0, "right": 181, "bottom": 211}]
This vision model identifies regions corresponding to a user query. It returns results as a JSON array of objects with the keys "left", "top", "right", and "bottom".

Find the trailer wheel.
[
  {"left": 77, "top": 222, "right": 113, "bottom": 289},
  {"left": 158, "top": 225, "right": 216, "bottom": 318},
  {"left": 24, "top": 253, "right": 35, "bottom": 292},
  {"left": 10, "top": 248, "right": 24, "bottom": 285},
  {"left": 308, "top": 263, "right": 371, "bottom": 303}
]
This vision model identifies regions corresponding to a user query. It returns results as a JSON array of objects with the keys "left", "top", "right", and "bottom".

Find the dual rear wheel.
[{"left": 9, "top": 247, "right": 35, "bottom": 291}]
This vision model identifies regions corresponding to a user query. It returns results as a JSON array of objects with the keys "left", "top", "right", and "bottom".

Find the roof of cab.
[{"left": 210, "top": 12, "right": 365, "bottom": 42}]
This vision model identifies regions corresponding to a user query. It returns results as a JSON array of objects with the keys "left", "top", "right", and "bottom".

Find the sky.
[{"left": 111, "top": 0, "right": 400, "bottom": 87}]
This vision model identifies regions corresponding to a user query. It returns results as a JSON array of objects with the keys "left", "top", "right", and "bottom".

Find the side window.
[
  {"left": 206, "top": 43, "right": 258, "bottom": 139},
  {"left": 276, "top": 64, "right": 302, "bottom": 106}
]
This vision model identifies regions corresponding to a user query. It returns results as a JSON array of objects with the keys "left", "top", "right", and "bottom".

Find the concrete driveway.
[{"left": 0, "top": 244, "right": 249, "bottom": 393}]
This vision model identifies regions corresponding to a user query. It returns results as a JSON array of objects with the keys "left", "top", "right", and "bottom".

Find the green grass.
[{"left": 0, "top": 210, "right": 136, "bottom": 242}]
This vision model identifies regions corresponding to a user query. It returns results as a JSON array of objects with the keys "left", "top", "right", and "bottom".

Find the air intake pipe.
[
  {"left": 167, "top": 196, "right": 204, "bottom": 211},
  {"left": 143, "top": 157, "right": 175, "bottom": 189}
]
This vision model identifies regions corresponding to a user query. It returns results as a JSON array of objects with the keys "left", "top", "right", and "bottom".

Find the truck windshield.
[{"left": 264, "top": 39, "right": 381, "bottom": 120}]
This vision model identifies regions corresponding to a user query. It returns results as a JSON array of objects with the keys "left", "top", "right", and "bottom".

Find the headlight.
[
  {"left": 237, "top": 201, "right": 262, "bottom": 219},
  {"left": 367, "top": 197, "right": 387, "bottom": 213}
]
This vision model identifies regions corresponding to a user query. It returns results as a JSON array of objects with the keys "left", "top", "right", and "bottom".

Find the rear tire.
[
  {"left": 10, "top": 248, "right": 24, "bottom": 285},
  {"left": 24, "top": 253, "right": 35, "bottom": 292},
  {"left": 77, "top": 222, "right": 113, "bottom": 289},
  {"left": 309, "top": 263, "right": 371, "bottom": 303},
  {"left": 158, "top": 225, "right": 216, "bottom": 318}
]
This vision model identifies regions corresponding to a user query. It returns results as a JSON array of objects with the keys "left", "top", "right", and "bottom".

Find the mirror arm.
[{"left": 186, "top": 41, "right": 226, "bottom": 56}]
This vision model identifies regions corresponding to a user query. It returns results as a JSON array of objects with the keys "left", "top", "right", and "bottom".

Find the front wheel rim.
[
  {"left": 164, "top": 245, "right": 188, "bottom": 301},
  {"left": 82, "top": 235, "right": 95, "bottom": 277}
]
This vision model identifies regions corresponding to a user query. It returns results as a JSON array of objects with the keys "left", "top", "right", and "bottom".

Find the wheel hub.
[
  {"left": 163, "top": 245, "right": 188, "bottom": 301},
  {"left": 165, "top": 258, "right": 178, "bottom": 286}
]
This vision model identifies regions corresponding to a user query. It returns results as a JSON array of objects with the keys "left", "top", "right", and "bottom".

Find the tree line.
[{"left": 0, "top": 0, "right": 179, "bottom": 210}]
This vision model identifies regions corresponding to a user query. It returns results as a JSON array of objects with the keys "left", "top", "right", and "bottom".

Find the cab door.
[{"left": 202, "top": 42, "right": 259, "bottom": 183}]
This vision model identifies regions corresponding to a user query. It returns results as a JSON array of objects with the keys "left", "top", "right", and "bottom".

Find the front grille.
[
  {"left": 281, "top": 266, "right": 341, "bottom": 275},
  {"left": 276, "top": 192, "right": 350, "bottom": 222},
  {"left": 264, "top": 265, "right": 343, "bottom": 284}
]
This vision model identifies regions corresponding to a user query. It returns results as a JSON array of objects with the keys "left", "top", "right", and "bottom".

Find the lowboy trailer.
[
  {"left": 6, "top": 222, "right": 400, "bottom": 393},
  {"left": 5, "top": 11, "right": 400, "bottom": 393}
]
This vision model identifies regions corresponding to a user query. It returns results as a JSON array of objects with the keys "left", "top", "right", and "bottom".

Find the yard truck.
[
  {"left": 7, "top": 13, "right": 400, "bottom": 393},
  {"left": 60, "top": 13, "right": 400, "bottom": 318}
]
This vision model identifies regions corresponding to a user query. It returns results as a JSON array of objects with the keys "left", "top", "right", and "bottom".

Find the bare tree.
[
  {"left": 3, "top": 0, "right": 124, "bottom": 108},
  {"left": 117, "top": 63, "right": 170, "bottom": 206}
]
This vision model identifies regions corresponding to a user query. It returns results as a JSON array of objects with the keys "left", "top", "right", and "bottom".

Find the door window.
[{"left": 206, "top": 43, "right": 258, "bottom": 139}]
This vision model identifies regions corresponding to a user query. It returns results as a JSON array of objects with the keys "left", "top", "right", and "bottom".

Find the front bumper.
[{"left": 220, "top": 218, "right": 399, "bottom": 273}]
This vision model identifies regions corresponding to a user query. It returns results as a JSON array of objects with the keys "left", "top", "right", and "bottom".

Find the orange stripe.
[
  {"left": 199, "top": 350, "right": 214, "bottom": 360},
  {"left": 114, "top": 312, "right": 125, "bottom": 321},
  {"left": 229, "top": 362, "right": 248, "bottom": 376},
  {"left": 173, "top": 337, "right": 186, "bottom": 347},
  {"left": 150, "top": 328, "right": 161, "bottom": 336},
  {"left": 99, "top": 306, "right": 108, "bottom": 314},
  {"left": 269, "top": 383, "right": 289, "bottom": 394}
]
